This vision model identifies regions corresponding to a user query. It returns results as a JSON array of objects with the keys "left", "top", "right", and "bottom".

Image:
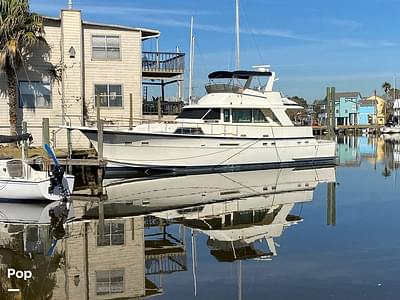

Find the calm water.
[{"left": 0, "top": 135, "right": 399, "bottom": 299}]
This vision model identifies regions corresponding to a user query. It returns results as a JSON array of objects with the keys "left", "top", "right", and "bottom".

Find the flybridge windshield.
[
  {"left": 206, "top": 73, "right": 272, "bottom": 94},
  {"left": 177, "top": 108, "right": 220, "bottom": 119}
]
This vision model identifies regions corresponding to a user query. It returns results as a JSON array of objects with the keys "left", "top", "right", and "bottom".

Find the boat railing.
[
  {"left": 136, "top": 120, "right": 313, "bottom": 138},
  {"left": 205, "top": 83, "right": 244, "bottom": 94},
  {"left": 86, "top": 117, "right": 314, "bottom": 139}
]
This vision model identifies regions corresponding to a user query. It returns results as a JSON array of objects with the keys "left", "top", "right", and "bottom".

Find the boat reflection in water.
[{"left": 0, "top": 166, "right": 335, "bottom": 299}]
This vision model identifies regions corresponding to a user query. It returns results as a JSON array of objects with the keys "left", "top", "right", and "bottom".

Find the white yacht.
[
  {"left": 84, "top": 166, "right": 336, "bottom": 215},
  {"left": 75, "top": 69, "right": 336, "bottom": 171}
]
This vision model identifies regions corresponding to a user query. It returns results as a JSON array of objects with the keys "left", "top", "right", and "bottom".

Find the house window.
[
  {"left": 19, "top": 81, "right": 51, "bottom": 108},
  {"left": 97, "top": 221, "right": 125, "bottom": 246},
  {"left": 336, "top": 109, "right": 339, "bottom": 113},
  {"left": 96, "top": 269, "right": 124, "bottom": 295},
  {"left": 92, "top": 35, "right": 121, "bottom": 60},
  {"left": 95, "top": 84, "right": 123, "bottom": 107}
]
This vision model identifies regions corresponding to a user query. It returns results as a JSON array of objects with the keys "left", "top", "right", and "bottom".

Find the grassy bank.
[{"left": 0, "top": 146, "right": 68, "bottom": 159}]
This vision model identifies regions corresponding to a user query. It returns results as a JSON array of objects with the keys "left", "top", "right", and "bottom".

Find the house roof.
[
  {"left": 43, "top": 15, "right": 160, "bottom": 40},
  {"left": 335, "top": 92, "right": 361, "bottom": 100},
  {"left": 366, "top": 95, "right": 385, "bottom": 103},
  {"left": 359, "top": 99, "right": 377, "bottom": 107}
]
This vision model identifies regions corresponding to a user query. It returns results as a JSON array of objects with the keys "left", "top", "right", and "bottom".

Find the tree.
[
  {"left": 0, "top": 0, "right": 46, "bottom": 134},
  {"left": 288, "top": 96, "right": 308, "bottom": 108},
  {"left": 382, "top": 81, "right": 392, "bottom": 98}
]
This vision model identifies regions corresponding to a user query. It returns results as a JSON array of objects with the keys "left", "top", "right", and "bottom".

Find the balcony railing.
[
  {"left": 143, "top": 100, "right": 183, "bottom": 115},
  {"left": 142, "top": 51, "right": 185, "bottom": 77}
]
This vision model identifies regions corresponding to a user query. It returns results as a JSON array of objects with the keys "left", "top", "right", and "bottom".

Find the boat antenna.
[
  {"left": 235, "top": 0, "right": 240, "bottom": 69},
  {"left": 189, "top": 16, "right": 194, "bottom": 105}
]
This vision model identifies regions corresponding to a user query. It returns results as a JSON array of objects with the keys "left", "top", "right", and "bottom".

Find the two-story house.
[
  {"left": 0, "top": 7, "right": 184, "bottom": 148},
  {"left": 334, "top": 92, "right": 361, "bottom": 126},
  {"left": 358, "top": 95, "right": 385, "bottom": 125}
]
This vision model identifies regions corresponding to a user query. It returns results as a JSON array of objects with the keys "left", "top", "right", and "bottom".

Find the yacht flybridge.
[{"left": 74, "top": 68, "right": 336, "bottom": 171}]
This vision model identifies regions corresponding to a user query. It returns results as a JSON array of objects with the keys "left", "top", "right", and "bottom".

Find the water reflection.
[
  {"left": 337, "top": 134, "right": 400, "bottom": 175},
  {"left": 0, "top": 166, "right": 335, "bottom": 299}
]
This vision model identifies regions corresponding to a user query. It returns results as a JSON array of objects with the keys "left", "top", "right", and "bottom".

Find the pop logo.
[{"left": 7, "top": 268, "right": 32, "bottom": 281}]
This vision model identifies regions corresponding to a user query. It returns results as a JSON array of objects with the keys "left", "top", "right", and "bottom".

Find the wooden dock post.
[
  {"left": 42, "top": 118, "right": 50, "bottom": 146},
  {"left": 22, "top": 121, "right": 28, "bottom": 159},
  {"left": 96, "top": 98, "right": 105, "bottom": 241},
  {"left": 129, "top": 93, "right": 133, "bottom": 130},
  {"left": 66, "top": 121, "right": 73, "bottom": 173},
  {"left": 326, "top": 87, "right": 336, "bottom": 139},
  {"left": 327, "top": 182, "right": 336, "bottom": 226},
  {"left": 98, "top": 195, "right": 105, "bottom": 242},
  {"left": 157, "top": 97, "right": 162, "bottom": 121}
]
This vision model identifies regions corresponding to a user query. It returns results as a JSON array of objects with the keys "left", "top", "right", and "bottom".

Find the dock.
[{"left": 313, "top": 124, "right": 383, "bottom": 135}]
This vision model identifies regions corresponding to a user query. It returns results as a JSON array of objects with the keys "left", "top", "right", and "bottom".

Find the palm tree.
[
  {"left": 0, "top": 0, "right": 46, "bottom": 134},
  {"left": 382, "top": 82, "right": 392, "bottom": 98}
]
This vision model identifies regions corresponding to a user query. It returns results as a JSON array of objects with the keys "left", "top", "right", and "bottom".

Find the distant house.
[
  {"left": 358, "top": 95, "right": 386, "bottom": 125},
  {"left": 358, "top": 98, "right": 376, "bottom": 125},
  {"left": 335, "top": 92, "right": 361, "bottom": 125},
  {"left": 0, "top": 8, "right": 184, "bottom": 148}
]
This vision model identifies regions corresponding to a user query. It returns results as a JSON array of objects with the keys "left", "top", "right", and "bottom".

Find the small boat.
[
  {"left": 0, "top": 159, "right": 75, "bottom": 201},
  {"left": 0, "top": 133, "right": 74, "bottom": 201},
  {"left": 381, "top": 124, "right": 400, "bottom": 134}
]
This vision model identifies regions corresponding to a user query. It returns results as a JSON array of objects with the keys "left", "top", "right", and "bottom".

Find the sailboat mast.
[
  {"left": 189, "top": 16, "right": 194, "bottom": 105},
  {"left": 235, "top": 0, "right": 240, "bottom": 69}
]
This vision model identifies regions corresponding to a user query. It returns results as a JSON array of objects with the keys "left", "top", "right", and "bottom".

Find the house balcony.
[{"left": 142, "top": 51, "right": 185, "bottom": 78}]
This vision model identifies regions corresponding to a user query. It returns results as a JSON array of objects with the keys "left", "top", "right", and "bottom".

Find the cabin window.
[
  {"left": 174, "top": 127, "right": 204, "bottom": 135},
  {"left": 96, "top": 269, "right": 124, "bottom": 295},
  {"left": 95, "top": 84, "right": 123, "bottom": 107},
  {"left": 231, "top": 108, "right": 272, "bottom": 123},
  {"left": 223, "top": 109, "right": 230, "bottom": 122},
  {"left": 177, "top": 108, "right": 209, "bottom": 119},
  {"left": 253, "top": 109, "right": 268, "bottom": 123},
  {"left": 203, "top": 108, "right": 220, "bottom": 120},
  {"left": 97, "top": 221, "right": 125, "bottom": 246},
  {"left": 92, "top": 35, "right": 121, "bottom": 60},
  {"left": 232, "top": 109, "right": 252, "bottom": 123},
  {"left": 19, "top": 81, "right": 51, "bottom": 108}
]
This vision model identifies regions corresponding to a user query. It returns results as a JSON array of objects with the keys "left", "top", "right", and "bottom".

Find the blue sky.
[{"left": 30, "top": 0, "right": 400, "bottom": 102}]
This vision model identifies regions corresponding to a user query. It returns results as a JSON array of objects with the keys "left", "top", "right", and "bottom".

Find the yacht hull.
[
  {"left": 381, "top": 126, "right": 400, "bottom": 134},
  {"left": 80, "top": 128, "right": 336, "bottom": 171}
]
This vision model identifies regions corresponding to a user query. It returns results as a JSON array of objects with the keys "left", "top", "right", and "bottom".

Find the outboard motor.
[
  {"left": 48, "top": 164, "right": 65, "bottom": 195},
  {"left": 44, "top": 144, "right": 71, "bottom": 241}
]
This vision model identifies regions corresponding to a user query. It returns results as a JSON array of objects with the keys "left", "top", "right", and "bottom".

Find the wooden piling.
[
  {"left": 326, "top": 87, "right": 336, "bottom": 139},
  {"left": 157, "top": 97, "right": 162, "bottom": 121},
  {"left": 98, "top": 193, "right": 105, "bottom": 241},
  {"left": 66, "top": 121, "right": 73, "bottom": 173},
  {"left": 327, "top": 182, "right": 336, "bottom": 226},
  {"left": 42, "top": 118, "right": 50, "bottom": 146},
  {"left": 96, "top": 97, "right": 105, "bottom": 241},
  {"left": 22, "top": 121, "right": 28, "bottom": 159},
  {"left": 129, "top": 93, "right": 133, "bottom": 130}
]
